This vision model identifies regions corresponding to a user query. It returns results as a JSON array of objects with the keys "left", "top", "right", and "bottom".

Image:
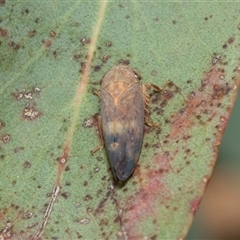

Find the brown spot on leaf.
[
  {"left": 151, "top": 234, "right": 158, "bottom": 240},
  {"left": 80, "top": 37, "right": 91, "bottom": 45},
  {"left": 151, "top": 70, "right": 157, "bottom": 76},
  {"left": 22, "top": 105, "right": 42, "bottom": 120},
  {"left": 185, "top": 149, "right": 191, "bottom": 154},
  {"left": 118, "top": 59, "right": 130, "bottom": 65},
  {"left": 28, "top": 30, "right": 36, "bottom": 37},
  {"left": 53, "top": 50, "right": 57, "bottom": 58},
  {"left": 228, "top": 37, "right": 235, "bottom": 44},
  {"left": 0, "top": 0, "right": 5, "bottom": 6},
  {"left": 12, "top": 86, "right": 41, "bottom": 100},
  {"left": 94, "top": 65, "right": 101, "bottom": 72},
  {"left": 114, "top": 216, "right": 120, "bottom": 223},
  {"left": 222, "top": 44, "right": 227, "bottom": 49},
  {"left": 102, "top": 54, "right": 109, "bottom": 63},
  {"left": 77, "top": 218, "right": 90, "bottom": 224},
  {"left": 8, "top": 41, "right": 20, "bottom": 50},
  {"left": 106, "top": 41, "right": 112, "bottom": 47},
  {"left": 144, "top": 142, "right": 149, "bottom": 148},
  {"left": 1, "top": 134, "right": 10, "bottom": 143},
  {"left": 83, "top": 114, "right": 99, "bottom": 128},
  {"left": 84, "top": 194, "right": 93, "bottom": 201},
  {"left": 163, "top": 89, "right": 175, "bottom": 100},
  {"left": 73, "top": 54, "right": 82, "bottom": 61},
  {"left": 0, "top": 120, "right": 5, "bottom": 130},
  {"left": 81, "top": 61, "right": 87, "bottom": 70},
  {"left": 23, "top": 161, "right": 31, "bottom": 168},
  {"left": 34, "top": 18, "right": 39, "bottom": 23},
  {"left": 212, "top": 54, "right": 221, "bottom": 65},
  {"left": 44, "top": 39, "right": 52, "bottom": 48},
  {"left": 57, "top": 146, "right": 69, "bottom": 180},
  {"left": 49, "top": 30, "right": 56, "bottom": 37},
  {"left": 0, "top": 222, "right": 13, "bottom": 239},
  {"left": 22, "top": 211, "right": 33, "bottom": 219},
  {"left": 0, "top": 28, "right": 7, "bottom": 37},
  {"left": 61, "top": 192, "right": 70, "bottom": 199}
]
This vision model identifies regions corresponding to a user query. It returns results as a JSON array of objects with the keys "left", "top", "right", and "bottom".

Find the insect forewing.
[{"left": 100, "top": 65, "right": 145, "bottom": 181}]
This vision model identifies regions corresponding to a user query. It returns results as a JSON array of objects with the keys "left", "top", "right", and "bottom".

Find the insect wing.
[{"left": 101, "top": 81, "right": 145, "bottom": 181}]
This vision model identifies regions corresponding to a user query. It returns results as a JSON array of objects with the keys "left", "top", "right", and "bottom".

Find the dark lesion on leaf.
[
  {"left": 28, "top": 30, "right": 36, "bottom": 37},
  {"left": 1, "top": 134, "right": 10, "bottom": 143},
  {"left": 82, "top": 113, "right": 100, "bottom": 128},
  {"left": 118, "top": 59, "right": 130, "bottom": 65},
  {"left": 21, "top": 105, "right": 43, "bottom": 121},
  {"left": 8, "top": 41, "right": 20, "bottom": 50},
  {"left": 0, "top": 27, "right": 7, "bottom": 37},
  {"left": 0, "top": 120, "right": 5, "bottom": 130}
]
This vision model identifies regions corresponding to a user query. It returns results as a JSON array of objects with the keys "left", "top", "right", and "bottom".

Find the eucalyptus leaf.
[{"left": 0, "top": 1, "right": 239, "bottom": 239}]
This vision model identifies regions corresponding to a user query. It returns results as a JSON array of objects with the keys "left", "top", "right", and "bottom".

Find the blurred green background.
[{"left": 187, "top": 90, "right": 240, "bottom": 239}]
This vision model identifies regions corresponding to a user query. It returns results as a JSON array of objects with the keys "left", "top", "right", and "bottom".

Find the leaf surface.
[{"left": 0, "top": 1, "right": 239, "bottom": 239}]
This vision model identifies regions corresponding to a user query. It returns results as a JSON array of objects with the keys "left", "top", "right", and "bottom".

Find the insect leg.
[
  {"left": 151, "top": 81, "right": 206, "bottom": 124},
  {"left": 145, "top": 80, "right": 204, "bottom": 125},
  {"left": 92, "top": 88, "right": 101, "bottom": 99},
  {"left": 91, "top": 114, "right": 105, "bottom": 154},
  {"left": 143, "top": 80, "right": 185, "bottom": 127},
  {"left": 142, "top": 85, "right": 159, "bottom": 128},
  {"left": 145, "top": 80, "right": 185, "bottom": 99}
]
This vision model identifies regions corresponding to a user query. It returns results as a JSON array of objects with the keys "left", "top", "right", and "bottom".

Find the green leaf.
[{"left": 0, "top": 1, "right": 239, "bottom": 239}]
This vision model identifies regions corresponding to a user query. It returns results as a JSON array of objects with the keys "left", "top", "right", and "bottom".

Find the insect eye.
[{"left": 133, "top": 70, "right": 141, "bottom": 80}]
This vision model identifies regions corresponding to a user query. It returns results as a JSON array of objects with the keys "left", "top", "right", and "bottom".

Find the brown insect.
[{"left": 93, "top": 65, "right": 173, "bottom": 182}]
